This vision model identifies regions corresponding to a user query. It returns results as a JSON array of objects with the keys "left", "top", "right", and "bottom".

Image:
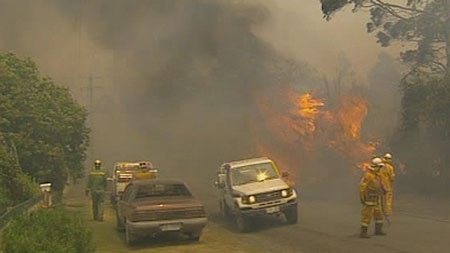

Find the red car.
[{"left": 116, "top": 179, "right": 208, "bottom": 245}]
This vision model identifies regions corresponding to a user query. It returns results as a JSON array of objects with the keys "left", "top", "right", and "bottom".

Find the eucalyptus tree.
[
  {"left": 0, "top": 52, "right": 89, "bottom": 198},
  {"left": 321, "top": 0, "right": 450, "bottom": 77},
  {"left": 320, "top": 1, "right": 450, "bottom": 192}
]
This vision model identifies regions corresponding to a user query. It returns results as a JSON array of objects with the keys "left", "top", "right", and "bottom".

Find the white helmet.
[
  {"left": 384, "top": 152, "right": 392, "bottom": 159},
  {"left": 370, "top": 157, "right": 384, "bottom": 170}
]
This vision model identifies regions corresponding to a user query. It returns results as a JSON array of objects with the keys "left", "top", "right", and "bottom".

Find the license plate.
[
  {"left": 160, "top": 223, "right": 182, "bottom": 231},
  {"left": 266, "top": 206, "right": 280, "bottom": 214}
]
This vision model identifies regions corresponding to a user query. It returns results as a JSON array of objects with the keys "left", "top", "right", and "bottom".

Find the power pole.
[{"left": 86, "top": 74, "right": 102, "bottom": 161}]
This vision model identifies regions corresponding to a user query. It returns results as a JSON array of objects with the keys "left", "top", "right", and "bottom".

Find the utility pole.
[{"left": 82, "top": 74, "right": 102, "bottom": 161}]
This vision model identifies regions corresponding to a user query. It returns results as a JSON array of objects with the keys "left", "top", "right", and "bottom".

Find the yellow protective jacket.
[
  {"left": 380, "top": 161, "right": 395, "bottom": 191},
  {"left": 86, "top": 169, "right": 107, "bottom": 194},
  {"left": 359, "top": 170, "right": 384, "bottom": 206}
]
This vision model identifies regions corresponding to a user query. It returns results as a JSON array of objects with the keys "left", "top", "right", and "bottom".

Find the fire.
[
  {"left": 298, "top": 93, "right": 324, "bottom": 118},
  {"left": 336, "top": 95, "right": 368, "bottom": 139},
  {"left": 254, "top": 83, "right": 380, "bottom": 181},
  {"left": 297, "top": 93, "right": 324, "bottom": 132},
  {"left": 253, "top": 86, "right": 321, "bottom": 146},
  {"left": 327, "top": 95, "right": 378, "bottom": 169}
]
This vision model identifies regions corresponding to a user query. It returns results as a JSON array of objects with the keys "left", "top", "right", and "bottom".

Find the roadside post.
[{"left": 39, "top": 182, "right": 52, "bottom": 208}]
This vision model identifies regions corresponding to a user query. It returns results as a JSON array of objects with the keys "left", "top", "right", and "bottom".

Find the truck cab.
[
  {"left": 110, "top": 161, "right": 156, "bottom": 206},
  {"left": 214, "top": 157, "right": 298, "bottom": 232}
]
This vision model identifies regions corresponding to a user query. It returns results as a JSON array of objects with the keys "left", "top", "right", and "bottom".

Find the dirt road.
[{"left": 64, "top": 176, "right": 450, "bottom": 253}]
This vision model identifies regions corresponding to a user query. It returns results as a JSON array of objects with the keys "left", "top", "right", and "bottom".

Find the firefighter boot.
[
  {"left": 375, "top": 223, "right": 387, "bottom": 236},
  {"left": 360, "top": 226, "right": 370, "bottom": 238}
]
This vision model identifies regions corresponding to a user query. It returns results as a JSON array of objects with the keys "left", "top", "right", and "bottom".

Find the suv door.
[{"left": 221, "top": 166, "right": 237, "bottom": 218}]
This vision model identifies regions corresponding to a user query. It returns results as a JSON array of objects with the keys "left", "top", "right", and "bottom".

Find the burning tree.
[{"left": 253, "top": 82, "right": 380, "bottom": 188}]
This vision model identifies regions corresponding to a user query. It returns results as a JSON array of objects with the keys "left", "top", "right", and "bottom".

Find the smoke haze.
[{"left": 0, "top": 0, "right": 402, "bottom": 200}]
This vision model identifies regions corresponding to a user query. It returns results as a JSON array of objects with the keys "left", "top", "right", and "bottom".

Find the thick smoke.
[
  {"left": 49, "top": 1, "right": 319, "bottom": 178},
  {"left": 0, "top": 0, "right": 400, "bottom": 200}
]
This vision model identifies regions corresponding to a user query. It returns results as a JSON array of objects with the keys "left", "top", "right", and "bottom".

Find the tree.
[
  {"left": 320, "top": 1, "right": 450, "bottom": 194},
  {"left": 365, "top": 52, "right": 402, "bottom": 139},
  {"left": 0, "top": 133, "right": 39, "bottom": 212},
  {"left": 321, "top": 0, "right": 450, "bottom": 77},
  {"left": 0, "top": 52, "right": 89, "bottom": 198}
]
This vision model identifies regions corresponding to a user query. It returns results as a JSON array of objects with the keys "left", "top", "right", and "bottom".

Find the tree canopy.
[
  {"left": 320, "top": 1, "right": 450, "bottom": 194},
  {"left": 321, "top": 0, "right": 450, "bottom": 77},
  {"left": 0, "top": 52, "right": 89, "bottom": 200}
]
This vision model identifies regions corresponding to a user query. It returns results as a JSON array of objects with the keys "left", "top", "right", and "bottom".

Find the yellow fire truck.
[{"left": 109, "top": 161, "right": 157, "bottom": 206}]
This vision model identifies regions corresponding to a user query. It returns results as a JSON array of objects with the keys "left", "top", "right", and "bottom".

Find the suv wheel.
[
  {"left": 236, "top": 214, "right": 250, "bottom": 233},
  {"left": 284, "top": 206, "right": 298, "bottom": 224}
]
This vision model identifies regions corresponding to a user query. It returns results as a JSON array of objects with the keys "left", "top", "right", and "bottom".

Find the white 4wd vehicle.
[{"left": 214, "top": 157, "right": 298, "bottom": 232}]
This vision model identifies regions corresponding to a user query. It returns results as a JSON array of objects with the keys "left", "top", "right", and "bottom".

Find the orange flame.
[
  {"left": 253, "top": 84, "right": 380, "bottom": 183},
  {"left": 336, "top": 95, "right": 368, "bottom": 139},
  {"left": 297, "top": 93, "right": 324, "bottom": 132}
]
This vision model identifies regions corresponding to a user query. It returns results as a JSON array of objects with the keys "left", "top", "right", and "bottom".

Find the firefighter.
[
  {"left": 86, "top": 159, "right": 107, "bottom": 221},
  {"left": 381, "top": 152, "right": 395, "bottom": 216},
  {"left": 134, "top": 161, "right": 157, "bottom": 180},
  {"left": 359, "top": 157, "right": 386, "bottom": 238}
]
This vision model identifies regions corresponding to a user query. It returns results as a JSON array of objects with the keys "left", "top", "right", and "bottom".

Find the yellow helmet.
[{"left": 94, "top": 160, "right": 102, "bottom": 168}]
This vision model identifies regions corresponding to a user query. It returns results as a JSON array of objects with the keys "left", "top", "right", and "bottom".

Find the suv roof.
[{"left": 223, "top": 157, "right": 272, "bottom": 169}]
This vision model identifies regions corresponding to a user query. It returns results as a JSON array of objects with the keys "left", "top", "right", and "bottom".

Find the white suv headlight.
[
  {"left": 241, "top": 195, "right": 256, "bottom": 204},
  {"left": 281, "top": 188, "right": 293, "bottom": 197}
]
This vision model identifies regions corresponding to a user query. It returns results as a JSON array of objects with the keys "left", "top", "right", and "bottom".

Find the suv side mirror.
[{"left": 281, "top": 171, "right": 289, "bottom": 178}]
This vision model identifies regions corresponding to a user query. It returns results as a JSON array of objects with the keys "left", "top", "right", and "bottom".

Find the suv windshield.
[{"left": 230, "top": 162, "right": 279, "bottom": 186}]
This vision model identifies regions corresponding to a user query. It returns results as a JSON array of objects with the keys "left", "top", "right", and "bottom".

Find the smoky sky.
[
  {"left": 44, "top": 0, "right": 319, "bottom": 172},
  {"left": 0, "top": 0, "right": 401, "bottom": 199}
]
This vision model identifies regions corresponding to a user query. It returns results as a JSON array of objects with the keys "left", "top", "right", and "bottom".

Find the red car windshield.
[{"left": 136, "top": 183, "right": 192, "bottom": 199}]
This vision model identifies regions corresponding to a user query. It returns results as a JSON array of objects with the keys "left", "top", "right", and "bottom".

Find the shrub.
[{"left": 1, "top": 207, "right": 94, "bottom": 253}]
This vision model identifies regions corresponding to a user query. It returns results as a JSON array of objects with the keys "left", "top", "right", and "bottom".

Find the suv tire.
[
  {"left": 236, "top": 214, "right": 251, "bottom": 233},
  {"left": 284, "top": 206, "right": 298, "bottom": 224}
]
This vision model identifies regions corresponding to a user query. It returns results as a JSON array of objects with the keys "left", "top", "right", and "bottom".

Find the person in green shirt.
[{"left": 86, "top": 159, "right": 107, "bottom": 221}]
